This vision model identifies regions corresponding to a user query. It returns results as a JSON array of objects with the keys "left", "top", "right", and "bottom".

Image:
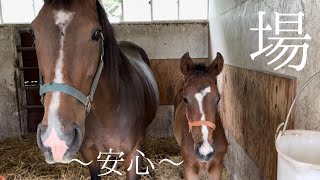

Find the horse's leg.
[
  {"left": 208, "top": 163, "right": 224, "bottom": 180},
  {"left": 183, "top": 163, "right": 199, "bottom": 180},
  {"left": 81, "top": 148, "right": 101, "bottom": 180},
  {"left": 124, "top": 141, "right": 142, "bottom": 180}
]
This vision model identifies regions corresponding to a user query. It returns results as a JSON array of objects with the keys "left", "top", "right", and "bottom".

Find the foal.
[{"left": 174, "top": 52, "right": 228, "bottom": 179}]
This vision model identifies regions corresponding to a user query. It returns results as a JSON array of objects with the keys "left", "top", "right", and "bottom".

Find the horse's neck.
[
  {"left": 92, "top": 71, "right": 120, "bottom": 112},
  {"left": 91, "top": 66, "right": 143, "bottom": 120},
  {"left": 215, "top": 113, "right": 223, "bottom": 128}
]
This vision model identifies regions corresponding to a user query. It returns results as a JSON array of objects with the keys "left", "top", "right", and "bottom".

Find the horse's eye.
[
  {"left": 29, "top": 29, "right": 35, "bottom": 40},
  {"left": 217, "top": 97, "right": 221, "bottom": 104},
  {"left": 183, "top": 97, "right": 189, "bottom": 104},
  {"left": 92, "top": 30, "right": 102, "bottom": 41}
]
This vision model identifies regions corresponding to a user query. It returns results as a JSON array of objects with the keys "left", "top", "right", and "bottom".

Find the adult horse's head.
[
  {"left": 32, "top": 0, "right": 107, "bottom": 163},
  {"left": 180, "top": 52, "right": 224, "bottom": 162}
]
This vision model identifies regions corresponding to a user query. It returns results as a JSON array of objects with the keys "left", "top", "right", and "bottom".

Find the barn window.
[
  {"left": 0, "top": 0, "right": 42, "bottom": 23},
  {"left": 0, "top": 0, "right": 208, "bottom": 24},
  {"left": 101, "top": 0, "right": 209, "bottom": 22}
]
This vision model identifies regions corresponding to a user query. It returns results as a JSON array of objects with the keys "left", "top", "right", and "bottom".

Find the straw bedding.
[{"left": 0, "top": 134, "right": 230, "bottom": 179}]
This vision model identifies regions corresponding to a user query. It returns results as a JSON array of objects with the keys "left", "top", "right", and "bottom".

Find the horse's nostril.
[
  {"left": 67, "top": 126, "right": 83, "bottom": 153},
  {"left": 208, "top": 151, "right": 214, "bottom": 157},
  {"left": 205, "top": 151, "right": 214, "bottom": 160},
  {"left": 194, "top": 143, "right": 202, "bottom": 155},
  {"left": 196, "top": 143, "right": 202, "bottom": 150},
  {"left": 37, "top": 123, "right": 46, "bottom": 146}
]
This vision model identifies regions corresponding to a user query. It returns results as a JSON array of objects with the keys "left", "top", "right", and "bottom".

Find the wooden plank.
[
  {"left": 147, "top": 105, "right": 174, "bottom": 138},
  {"left": 22, "top": 105, "right": 43, "bottom": 109},
  {"left": 17, "top": 46, "right": 36, "bottom": 52},
  {"left": 19, "top": 32, "right": 34, "bottom": 47},
  {"left": 21, "top": 86, "right": 39, "bottom": 90},
  {"left": 16, "top": 34, "right": 28, "bottom": 136},
  {"left": 18, "top": 67, "right": 38, "bottom": 70},
  {"left": 18, "top": 32, "right": 40, "bottom": 134},
  {"left": 150, "top": 58, "right": 208, "bottom": 105},
  {"left": 219, "top": 64, "right": 296, "bottom": 180}
]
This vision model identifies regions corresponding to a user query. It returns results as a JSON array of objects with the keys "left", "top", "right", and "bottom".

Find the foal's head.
[
  {"left": 180, "top": 52, "right": 224, "bottom": 162},
  {"left": 32, "top": 0, "right": 105, "bottom": 163}
]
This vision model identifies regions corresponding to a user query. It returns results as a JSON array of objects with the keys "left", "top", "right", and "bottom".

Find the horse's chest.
[{"left": 82, "top": 129, "right": 135, "bottom": 155}]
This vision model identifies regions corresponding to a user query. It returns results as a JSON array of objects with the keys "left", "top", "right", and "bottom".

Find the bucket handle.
[{"left": 276, "top": 71, "right": 320, "bottom": 138}]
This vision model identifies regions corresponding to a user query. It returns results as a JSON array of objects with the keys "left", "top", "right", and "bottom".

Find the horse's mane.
[
  {"left": 96, "top": 0, "right": 135, "bottom": 91},
  {"left": 96, "top": 0, "right": 150, "bottom": 117}
]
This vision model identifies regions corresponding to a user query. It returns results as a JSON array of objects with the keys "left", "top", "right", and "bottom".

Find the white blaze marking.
[
  {"left": 194, "top": 86, "right": 213, "bottom": 156},
  {"left": 54, "top": 10, "right": 75, "bottom": 83},
  {"left": 43, "top": 10, "right": 75, "bottom": 161}
]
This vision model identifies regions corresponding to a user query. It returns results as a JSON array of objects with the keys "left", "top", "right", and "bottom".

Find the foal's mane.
[{"left": 190, "top": 63, "right": 211, "bottom": 76}]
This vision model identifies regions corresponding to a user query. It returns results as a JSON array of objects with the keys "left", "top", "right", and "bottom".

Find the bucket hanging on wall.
[{"left": 276, "top": 72, "right": 320, "bottom": 180}]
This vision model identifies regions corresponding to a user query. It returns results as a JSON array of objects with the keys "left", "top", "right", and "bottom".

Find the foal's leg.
[
  {"left": 208, "top": 163, "right": 224, "bottom": 180},
  {"left": 80, "top": 148, "right": 100, "bottom": 180},
  {"left": 183, "top": 162, "right": 199, "bottom": 180},
  {"left": 124, "top": 141, "right": 142, "bottom": 180}
]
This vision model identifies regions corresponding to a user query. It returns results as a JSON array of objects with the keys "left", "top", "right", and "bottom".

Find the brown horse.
[
  {"left": 31, "top": 0, "right": 158, "bottom": 179},
  {"left": 174, "top": 52, "right": 228, "bottom": 179}
]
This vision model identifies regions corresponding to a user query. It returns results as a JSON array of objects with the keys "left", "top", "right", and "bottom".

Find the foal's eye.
[
  {"left": 183, "top": 97, "right": 189, "bottom": 104},
  {"left": 92, "top": 30, "right": 102, "bottom": 41},
  {"left": 217, "top": 97, "right": 221, "bottom": 104}
]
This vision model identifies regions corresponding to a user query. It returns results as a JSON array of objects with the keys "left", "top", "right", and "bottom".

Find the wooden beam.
[{"left": 17, "top": 46, "right": 36, "bottom": 52}]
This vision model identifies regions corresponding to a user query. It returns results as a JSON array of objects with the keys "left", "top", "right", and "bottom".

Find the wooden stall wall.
[
  {"left": 0, "top": 26, "right": 20, "bottom": 139},
  {"left": 219, "top": 65, "right": 296, "bottom": 180}
]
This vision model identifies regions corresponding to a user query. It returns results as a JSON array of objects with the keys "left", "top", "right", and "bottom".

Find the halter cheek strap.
[
  {"left": 39, "top": 34, "right": 105, "bottom": 114},
  {"left": 186, "top": 111, "right": 216, "bottom": 132}
]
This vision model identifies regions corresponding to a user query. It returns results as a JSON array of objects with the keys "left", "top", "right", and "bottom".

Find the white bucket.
[
  {"left": 276, "top": 130, "right": 320, "bottom": 180},
  {"left": 276, "top": 72, "right": 320, "bottom": 180}
]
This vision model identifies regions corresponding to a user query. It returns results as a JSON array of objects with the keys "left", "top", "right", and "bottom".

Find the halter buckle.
[
  {"left": 40, "top": 95, "right": 44, "bottom": 105},
  {"left": 85, "top": 96, "right": 92, "bottom": 113}
]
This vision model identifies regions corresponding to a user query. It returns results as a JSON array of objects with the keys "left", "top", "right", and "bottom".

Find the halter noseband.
[
  {"left": 186, "top": 111, "right": 216, "bottom": 133},
  {"left": 39, "top": 33, "right": 105, "bottom": 114}
]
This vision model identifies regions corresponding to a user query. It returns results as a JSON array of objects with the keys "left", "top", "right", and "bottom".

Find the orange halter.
[{"left": 186, "top": 111, "right": 216, "bottom": 132}]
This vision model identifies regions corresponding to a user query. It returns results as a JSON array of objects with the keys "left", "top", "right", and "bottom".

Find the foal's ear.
[
  {"left": 180, "top": 52, "right": 193, "bottom": 75},
  {"left": 209, "top": 52, "right": 224, "bottom": 76}
]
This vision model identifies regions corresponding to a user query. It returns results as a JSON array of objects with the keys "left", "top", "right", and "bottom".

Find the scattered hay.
[{"left": 0, "top": 134, "right": 230, "bottom": 179}]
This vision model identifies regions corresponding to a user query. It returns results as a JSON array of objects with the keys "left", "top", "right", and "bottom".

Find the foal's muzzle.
[
  {"left": 195, "top": 142, "right": 215, "bottom": 162},
  {"left": 37, "top": 122, "right": 83, "bottom": 164}
]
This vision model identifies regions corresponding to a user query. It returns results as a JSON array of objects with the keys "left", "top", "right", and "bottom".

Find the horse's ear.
[
  {"left": 209, "top": 52, "right": 224, "bottom": 76},
  {"left": 180, "top": 52, "right": 193, "bottom": 75}
]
